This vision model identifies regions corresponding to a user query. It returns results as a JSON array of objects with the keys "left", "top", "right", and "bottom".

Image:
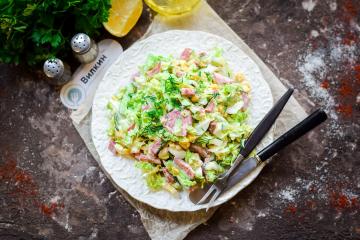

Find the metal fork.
[
  {"left": 195, "top": 88, "right": 294, "bottom": 211},
  {"left": 197, "top": 153, "right": 244, "bottom": 211}
]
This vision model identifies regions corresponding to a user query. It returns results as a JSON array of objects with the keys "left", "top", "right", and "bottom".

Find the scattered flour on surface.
[
  {"left": 304, "top": 180, "right": 315, "bottom": 191},
  {"left": 278, "top": 187, "right": 299, "bottom": 202},
  {"left": 330, "top": 44, "right": 357, "bottom": 63},
  {"left": 297, "top": 24, "right": 359, "bottom": 129},
  {"left": 343, "top": 190, "right": 359, "bottom": 199},
  {"left": 297, "top": 49, "right": 338, "bottom": 120},
  {"left": 302, "top": 0, "right": 317, "bottom": 12}
]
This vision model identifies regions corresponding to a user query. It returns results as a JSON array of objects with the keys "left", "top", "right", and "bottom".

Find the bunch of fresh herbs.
[{"left": 0, "top": 0, "right": 111, "bottom": 66}]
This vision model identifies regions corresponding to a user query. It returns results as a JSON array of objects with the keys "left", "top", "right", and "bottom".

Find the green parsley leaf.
[{"left": 0, "top": 0, "right": 111, "bottom": 66}]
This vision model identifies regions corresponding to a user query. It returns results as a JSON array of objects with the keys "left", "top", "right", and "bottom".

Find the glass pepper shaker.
[
  {"left": 71, "top": 33, "right": 99, "bottom": 64},
  {"left": 43, "top": 58, "right": 72, "bottom": 86}
]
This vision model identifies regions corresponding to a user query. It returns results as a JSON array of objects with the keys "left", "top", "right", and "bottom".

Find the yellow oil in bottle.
[{"left": 145, "top": 0, "right": 201, "bottom": 15}]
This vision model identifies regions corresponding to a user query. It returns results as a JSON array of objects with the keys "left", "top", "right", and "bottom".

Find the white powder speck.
[
  {"left": 279, "top": 187, "right": 299, "bottom": 202},
  {"left": 85, "top": 166, "right": 97, "bottom": 177},
  {"left": 107, "top": 190, "right": 117, "bottom": 200},
  {"left": 218, "top": 235, "right": 229, "bottom": 240},
  {"left": 315, "top": 161, "right": 328, "bottom": 172},
  {"left": 245, "top": 223, "right": 254, "bottom": 231},
  {"left": 50, "top": 195, "right": 61, "bottom": 203},
  {"left": 357, "top": 93, "right": 360, "bottom": 103},
  {"left": 89, "top": 228, "right": 98, "bottom": 239},
  {"left": 99, "top": 178, "right": 106, "bottom": 185},
  {"left": 302, "top": 0, "right": 317, "bottom": 12},
  {"left": 334, "top": 211, "right": 342, "bottom": 220},
  {"left": 331, "top": 150, "right": 338, "bottom": 158},
  {"left": 311, "top": 30, "right": 319, "bottom": 38},
  {"left": 257, "top": 212, "right": 266, "bottom": 217},
  {"left": 64, "top": 213, "right": 72, "bottom": 232},
  {"left": 343, "top": 190, "right": 359, "bottom": 199},
  {"left": 329, "top": 1, "right": 337, "bottom": 11},
  {"left": 254, "top": 3, "right": 261, "bottom": 15},
  {"left": 351, "top": 20, "right": 360, "bottom": 32},
  {"left": 320, "top": 27, "right": 328, "bottom": 33},
  {"left": 304, "top": 181, "right": 315, "bottom": 191}
]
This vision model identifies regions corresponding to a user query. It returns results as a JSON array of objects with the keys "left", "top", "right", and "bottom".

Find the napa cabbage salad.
[{"left": 107, "top": 48, "right": 252, "bottom": 195}]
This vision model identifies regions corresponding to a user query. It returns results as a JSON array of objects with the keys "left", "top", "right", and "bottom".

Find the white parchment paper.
[{"left": 72, "top": 1, "right": 307, "bottom": 239}]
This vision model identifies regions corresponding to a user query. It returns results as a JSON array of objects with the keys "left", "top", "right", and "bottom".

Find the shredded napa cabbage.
[{"left": 107, "top": 47, "right": 253, "bottom": 193}]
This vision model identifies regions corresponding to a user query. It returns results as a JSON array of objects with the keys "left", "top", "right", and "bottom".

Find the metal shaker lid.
[
  {"left": 71, "top": 33, "right": 91, "bottom": 54},
  {"left": 43, "top": 58, "right": 64, "bottom": 78}
]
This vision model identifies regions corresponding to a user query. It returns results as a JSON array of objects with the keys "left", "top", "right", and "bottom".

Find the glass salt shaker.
[
  {"left": 71, "top": 33, "right": 98, "bottom": 64},
  {"left": 43, "top": 58, "right": 72, "bottom": 86}
]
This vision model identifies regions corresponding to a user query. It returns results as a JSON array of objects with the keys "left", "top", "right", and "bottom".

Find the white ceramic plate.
[{"left": 92, "top": 30, "right": 273, "bottom": 212}]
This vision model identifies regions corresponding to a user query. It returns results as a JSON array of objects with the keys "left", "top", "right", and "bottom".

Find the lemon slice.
[{"left": 103, "top": 0, "right": 143, "bottom": 37}]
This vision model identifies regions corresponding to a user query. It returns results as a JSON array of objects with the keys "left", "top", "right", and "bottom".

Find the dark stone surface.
[{"left": 0, "top": 0, "right": 359, "bottom": 239}]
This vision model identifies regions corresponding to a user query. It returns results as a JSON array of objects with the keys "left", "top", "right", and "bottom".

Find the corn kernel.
[
  {"left": 180, "top": 61, "right": 189, "bottom": 69},
  {"left": 172, "top": 168, "right": 180, "bottom": 175},
  {"left": 120, "top": 148, "right": 131, "bottom": 155},
  {"left": 191, "top": 95, "right": 199, "bottom": 102},
  {"left": 210, "top": 84, "right": 219, "bottom": 91},
  {"left": 179, "top": 141, "right": 190, "bottom": 150},
  {"left": 187, "top": 134, "right": 197, "bottom": 142},
  {"left": 242, "top": 82, "right": 251, "bottom": 92},
  {"left": 190, "top": 75, "right": 201, "bottom": 81},
  {"left": 115, "top": 130, "right": 123, "bottom": 138},
  {"left": 158, "top": 147, "right": 169, "bottom": 160},
  {"left": 218, "top": 105, "right": 224, "bottom": 113},
  {"left": 235, "top": 72, "right": 246, "bottom": 82},
  {"left": 198, "top": 61, "right": 207, "bottom": 68}
]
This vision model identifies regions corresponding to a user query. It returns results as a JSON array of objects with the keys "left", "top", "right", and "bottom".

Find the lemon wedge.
[{"left": 103, "top": 0, "right": 143, "bottom": 37}]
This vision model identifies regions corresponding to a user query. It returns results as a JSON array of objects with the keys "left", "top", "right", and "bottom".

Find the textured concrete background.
[{"left": 0, "top": 0, "right": 359, "bottom": 239}]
